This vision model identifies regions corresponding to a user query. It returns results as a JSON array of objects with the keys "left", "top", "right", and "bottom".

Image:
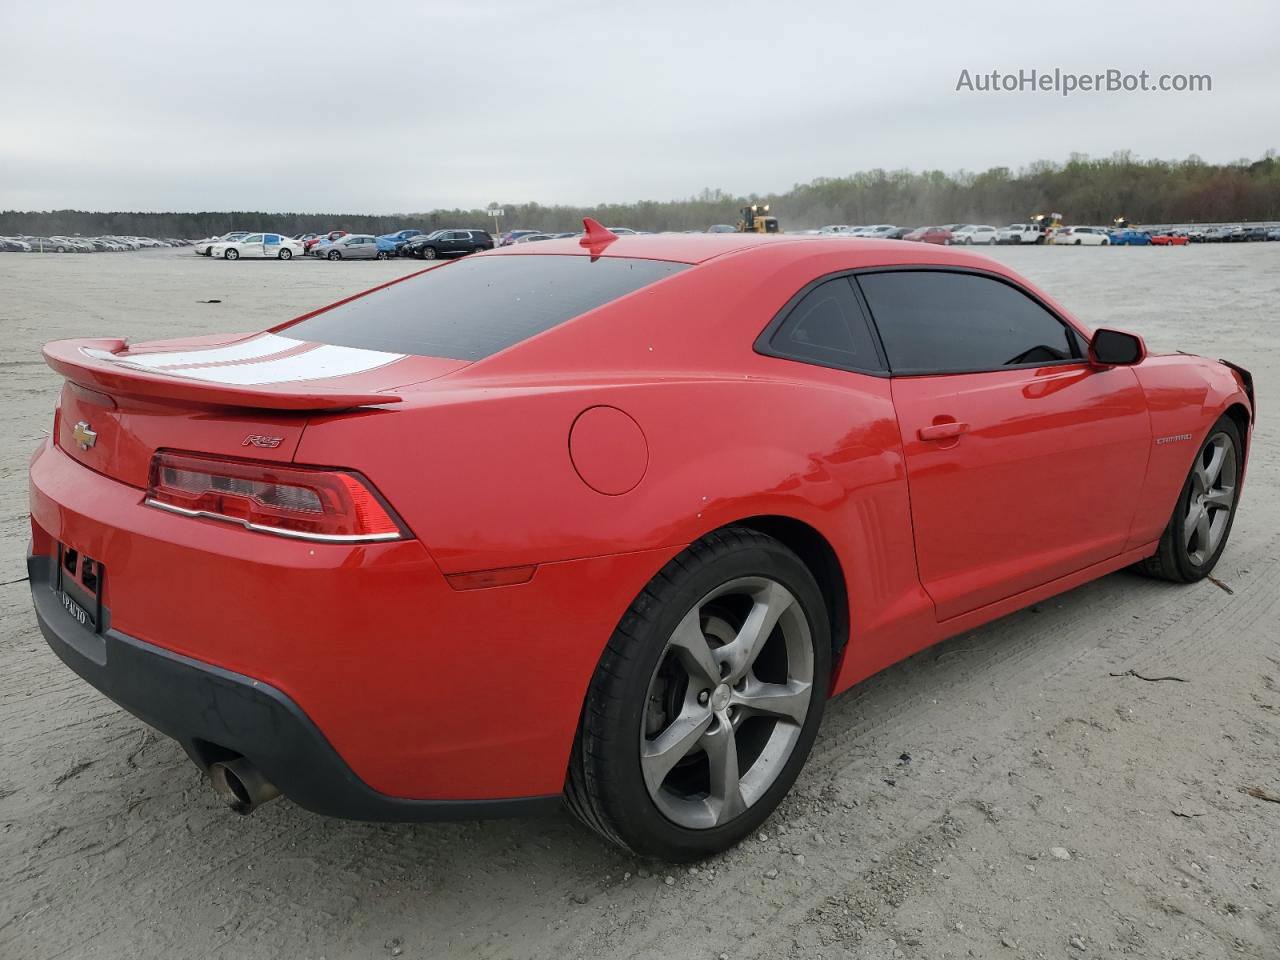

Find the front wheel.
[
  {"left": 326, "top": 250, "right": 341, "bottom": 261},
  {"left": 225, "top": 248, "right": 239, "bottom": 260},
  {"left": 1138, "top": 415, "right": 1243, "bottom": 582},
  {"left": 566, "top": 527, "right": 831, "bottom": 861}
]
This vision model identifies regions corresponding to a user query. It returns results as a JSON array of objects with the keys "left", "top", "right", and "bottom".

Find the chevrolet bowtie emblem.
[{"left": 72, "top": 421, "right": 98, "bottom": 450}]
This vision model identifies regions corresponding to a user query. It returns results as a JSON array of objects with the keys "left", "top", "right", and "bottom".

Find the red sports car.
[
  {"left": 904, "top": 226, "right": 954, "bottom": 244},
  {"left": 1151, "top": 232, "right": 1189, "bottom": 246},
  {"left": 303, "top": 229, "right": 348, "bottom": 252},
  {"left": 29, "top": 224, "right": 1254, "bottom": 861}
]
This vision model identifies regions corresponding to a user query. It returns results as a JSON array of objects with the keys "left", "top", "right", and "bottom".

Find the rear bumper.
[
  {"left": 29, "top": 437, "right": 676, "bottom": 805},
  {"left": 29, "top": 551, "right": 560, "bottom": 821}
]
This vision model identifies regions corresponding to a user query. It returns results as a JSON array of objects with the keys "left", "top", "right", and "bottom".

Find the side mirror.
[{"left": 1089, "top": 328, "right": 1147, "bottom": 366}]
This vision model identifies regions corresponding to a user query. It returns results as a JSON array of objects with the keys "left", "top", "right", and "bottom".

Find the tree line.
[{"left": 3, "top": 150, "right": 1277, "bottom": 238}]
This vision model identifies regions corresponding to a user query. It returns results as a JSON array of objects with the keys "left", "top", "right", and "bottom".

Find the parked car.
[
  {"left": 31, "top": 230, "right": 1254, "bottom": 861},
  {"left": 500, "top": 230, "right": 544, "bottom": 246},
  {"left": 403, "top": 229, "right": 493, "bottom": 259},
  {"left": 513, "top": 233, "right": 557, "bottom": 244},
  {"left": 1053, "top": 226, "right": 1111, "bottom": 246},
  {"left": 852, "top": 225, "right": 899, "bottom": 239},
  {"left": 950, "top": 225, "right": 999, "bottom": 245},
  {"left": 305, "top": 230, "right": 348, "bottom": 253},
  {"left": 996, "top": 223, "right": 1046, "bottom": 245},
  {"left": 194, "top": 232, "right": 249, "bottom": 256},
  {"left": 208, "top": 233, "right": 306, "bottom": 260},
  {"left": 24, "top": 237, "right": 75, "bottom": 253},
  {"left": 707, "top": 224, "right": 736, "bottom": 233},
  {"left": 882, "top": 227, "right": 913, "bottom": 240},
  {"left": 1109, "top": 229, "right": 1153, "bottom": 246},
  {"left": 378, "top": 229, "right": 425, "bottom": 254},
  {"left": 1267, "top": 227, "right": 1280, "bottom": 241},
  {"left": 313, "top": 234, "right": 389, "bottom": 260},
  {"left": 1150, "top": 232, "right": 1189, "bottom": 247},
  {"left": 1240, "top": 225, "right": 1269, "bottom": 242},
  {"left": 904, "top": 226, "right": 954, "bottom": 245}
]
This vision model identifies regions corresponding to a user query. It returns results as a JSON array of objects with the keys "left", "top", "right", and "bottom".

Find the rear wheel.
[
  {"left": 1138, "top": 416, "right": 1243, "bottom": 582},
  {"left": 422, "top": 246, "right": 438, "bottom": 260},
  {"left": 376, "top": 250, "right": 390, "bottom": 259},
  {"left": 566, "top": 527, "right": 830, "bottom": 861},
  {"left": 278, "top": 248, "right": 292, "bottom": 260}
]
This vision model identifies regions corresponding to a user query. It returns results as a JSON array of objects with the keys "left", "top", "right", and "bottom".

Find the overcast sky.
[{"left": 1, "top": 0, "right": 1276, "bottom": 213}]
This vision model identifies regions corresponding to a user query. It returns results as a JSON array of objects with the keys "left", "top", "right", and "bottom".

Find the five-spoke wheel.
[
  {"left": 1140, "top": 415, "right": 1244, "bottom": 581},
  {"left": 567, "top": 527, "right": 830, "bottom": 861}
]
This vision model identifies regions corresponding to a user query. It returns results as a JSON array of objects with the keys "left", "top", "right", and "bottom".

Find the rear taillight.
[{"left": 146, "top": 451, "right": 407, "bottom": 543}]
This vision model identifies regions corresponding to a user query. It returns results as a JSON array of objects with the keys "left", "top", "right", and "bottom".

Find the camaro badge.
[{"left": 72, "top": 421, "right": 97, "bottom": 450}]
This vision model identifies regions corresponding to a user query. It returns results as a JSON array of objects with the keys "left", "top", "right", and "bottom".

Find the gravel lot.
[{"left": 1, "top": 244, "right": 1277, "bottom": 960}]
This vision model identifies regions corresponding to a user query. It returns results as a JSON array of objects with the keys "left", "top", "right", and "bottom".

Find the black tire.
[
  {"left": 565, "top": 527, "right": 831, "bottom": 861},
  {"left": 225, "top": 248, "right": 238, "bottom": 260},
  {"left": 1137, "top": 415, "right": 1244, "bottom": 582},
  {"left": 422, "top": 246, "right": 438, "bottom": 260},
  {"left": 472, "top": 246, "right": 486, "bottom": 255},
  {"left": 327, "top": 249, "right": 341, "bottom": 261},
  {"left": 278, "top": 248, "right": 292, "bottom": 260},
  {"left": 376, "top": 250, "right": 390, "bottom": 260}
]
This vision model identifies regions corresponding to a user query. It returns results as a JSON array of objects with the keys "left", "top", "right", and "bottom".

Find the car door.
[
  {"left": 857, "top": 268, "right": 1151, "bottom": 621},
  {"left": 240, "top": 233, "right": 265, "bottom": 257},
  {"left": 263, "top": 234, "right": 282, "bottom": 257}
]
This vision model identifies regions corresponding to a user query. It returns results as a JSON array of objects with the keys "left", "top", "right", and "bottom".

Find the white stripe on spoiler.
[
  {"left": 106, "top": 333, "right": 303, "bottom": 368},
  {"left": 81, "top": 336, "right": 405, "bottom": 386},
  {"left": 160, "top": 344, "right": 405, "bottom": 385}
]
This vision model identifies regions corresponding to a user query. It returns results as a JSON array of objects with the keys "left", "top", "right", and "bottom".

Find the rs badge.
[{"left": 72, "top": 421, "right": 97, "bottom": 450}]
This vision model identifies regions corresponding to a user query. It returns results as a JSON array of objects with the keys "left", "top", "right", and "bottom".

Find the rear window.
[{"left": 284, "top": 254, "right": 688, "bottom": 360}]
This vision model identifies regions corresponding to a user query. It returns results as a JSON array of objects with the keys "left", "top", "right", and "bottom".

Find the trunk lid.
[{"left": 47, "top": 333, "right": 468, "bottom": 487}]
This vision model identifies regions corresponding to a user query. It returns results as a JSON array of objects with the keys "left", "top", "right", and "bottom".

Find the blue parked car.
[
  {"left": 377, "top": 229, "right": 424, "bottom": 254},
  {"left": 375, "top": 236, "right": 401, "bottom": 255},
  {"left": 1109, "top": 229, "right": 1152, "bottom": 246}
]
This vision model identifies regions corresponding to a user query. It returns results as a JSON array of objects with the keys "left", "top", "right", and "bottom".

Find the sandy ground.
[{"left": 1, "top": 244, "right": 1277, "bottom": 960}]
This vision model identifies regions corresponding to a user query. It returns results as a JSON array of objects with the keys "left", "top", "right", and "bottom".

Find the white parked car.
[
  {"left": 951, "top": 224, "right": 999, "bottom": 245},
  {"left": 850, "top": 224, "right": 897, "bottom": 238},
  {"left": 209, "top": 233, "right": 305, "bottom": 260},
  {"left": 996, "top": 223, "right": 1047, "bottom": 245},
  {"left": 1053, "top": 226, "right": 1111, "bottom": 246},
  {"left": 818, "top": 225, "right": 854, "bottom": 234}
]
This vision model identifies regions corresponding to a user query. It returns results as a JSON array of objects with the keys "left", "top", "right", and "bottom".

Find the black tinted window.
[
  {"left": 285, "top": 254, "right": 687, "bottom": 361},
  {"left": 764, "top": 277, "right": 883, "bottom": 373},
  {"left": 856, "top": 271, "right": 1079, "bottom": 373}
]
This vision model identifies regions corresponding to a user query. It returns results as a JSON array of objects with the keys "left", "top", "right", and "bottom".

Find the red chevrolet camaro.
[{"left": 29, "top": 224, "right": 1254, "bottom": 860}]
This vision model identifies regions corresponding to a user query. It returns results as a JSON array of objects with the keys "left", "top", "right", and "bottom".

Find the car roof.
[{"left": 481, "top": 233, "right": 1018, "bottom": 270}]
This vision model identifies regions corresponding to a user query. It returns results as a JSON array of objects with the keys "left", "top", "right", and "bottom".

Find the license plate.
[{"left": 57, "top": 544, "right": 103, "bottom": 633}]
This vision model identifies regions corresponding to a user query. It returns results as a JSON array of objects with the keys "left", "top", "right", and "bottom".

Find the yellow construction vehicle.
[
  {"left": 1031, "top": 211, "right": 1064, "bottom": 242},
  {"left": 737, "top": 204, "right": 780, "bottom": 234}
]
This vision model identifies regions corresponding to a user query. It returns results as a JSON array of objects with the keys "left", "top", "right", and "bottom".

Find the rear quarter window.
[{"left": 283, "top": 254, "right": 688, "bottom": 361}]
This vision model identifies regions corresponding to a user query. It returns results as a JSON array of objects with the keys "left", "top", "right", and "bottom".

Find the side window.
[
  {"left": 265, "top": 234, "right": 280, "bottom": 245},
  {"left": 760, "top": 277, "right": 884, "bottom": 374},
  {"left": 243, "top": 234, "right": 263, "bottom": 244},
  {"left": 856, "top": 270, "right": 1081, "bottom": 374}
]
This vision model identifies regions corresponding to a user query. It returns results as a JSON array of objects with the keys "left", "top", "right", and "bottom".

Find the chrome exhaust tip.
[{"left": 209, "top": 758, "right": 280, "bottom": 815}]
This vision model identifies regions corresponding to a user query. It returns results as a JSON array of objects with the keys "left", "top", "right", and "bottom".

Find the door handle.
[{"left": 918, "top": 421, "right": 969, "bottom": 441}]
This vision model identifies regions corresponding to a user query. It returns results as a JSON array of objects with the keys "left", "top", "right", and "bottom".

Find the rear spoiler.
[{"left": 43, "top": 338, "right": 402, "bottom": 412}]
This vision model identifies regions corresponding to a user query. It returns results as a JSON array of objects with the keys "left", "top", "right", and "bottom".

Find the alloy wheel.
[
  {"left": 1183, "top": 431, "right": 1237, "bottom": 565},
  {"left": 640, "top": 576, "right": 813, "bottom": 830}
]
